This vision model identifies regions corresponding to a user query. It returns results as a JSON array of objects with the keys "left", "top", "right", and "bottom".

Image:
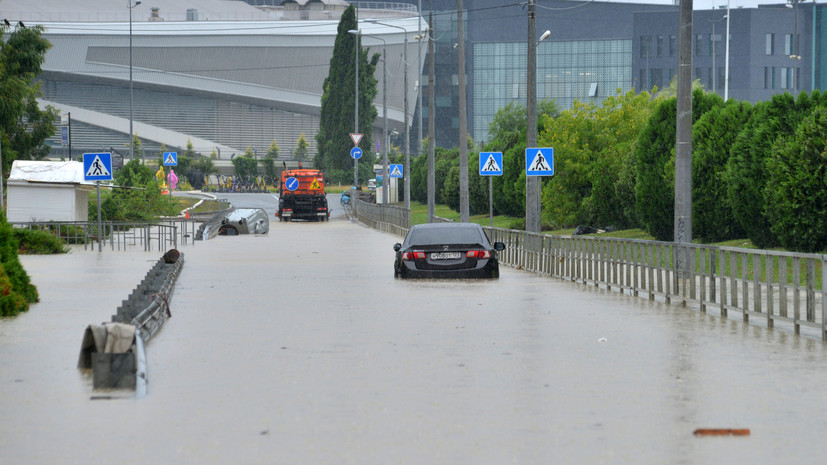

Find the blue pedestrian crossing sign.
[
  {"left": 350, "top": 147, "right": 363, "bottom": 160},
  {"left": 285, "top": 177, "right": 299, "bottom": 191},
  {"left": 389, "top": 164, "right": 403, "bottom": 178},
  {"left": 479, "top": 152, "right": 503, "bottom": 176},
  {"left": 83, "top": 152, "right": 113, "bottom": 181},
  {"left": 525, "top": 147, "right": 554, "bottom": 176},
  {"left": 163, "top": 151, "right": 178, "bottom": 166}
]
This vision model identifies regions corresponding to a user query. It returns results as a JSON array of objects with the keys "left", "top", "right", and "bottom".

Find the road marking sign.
[
  {"left": 163, "top": 151, "right": 178, "bottom": 166},
  {"left": 350, "top": 133, "right": 363, "bottom": 146},
  {"left": 525, "top": 147, "right": 554, "bottom": 176},
  {"left": 479, "top": 152, "right": 503, "bottom": 176},
  {"left": 389, "top": 164, "right": 403, "bottom": 178},
  {"left": 83, "top": 152, "right": 113, "bottom": 181},
  {"left": 350, "top": 147, "right": 363, "bottom": 160},
  {"left": 285, "top": 177, "right": 299, "bottom": 191}
]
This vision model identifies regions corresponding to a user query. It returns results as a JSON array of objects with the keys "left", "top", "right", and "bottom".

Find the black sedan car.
[{"left": 393, "top": 223, "right": 506, "bottom": 279}]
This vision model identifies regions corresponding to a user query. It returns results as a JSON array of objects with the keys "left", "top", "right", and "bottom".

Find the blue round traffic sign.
[
  {"left": 350, "top": 147, "right": 363, "bottom": 160},
  {"left": 285, "top": 177, "right": 299, "bottom": 191}
]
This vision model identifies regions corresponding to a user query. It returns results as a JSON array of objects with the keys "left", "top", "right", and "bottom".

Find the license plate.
[{"left": 431, "top": 252, "right": 461, "bottom": 260}]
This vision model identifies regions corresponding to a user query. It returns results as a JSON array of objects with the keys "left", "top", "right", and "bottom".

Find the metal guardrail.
[
  {"left": 12, "top": 220, "right": 198, "bottom": 252},
  {"left": 351, "top": 196, "right": 410, "bottom": 237},
  {"left": 349, "top": 197, "right": 827, "bottom": 341}
]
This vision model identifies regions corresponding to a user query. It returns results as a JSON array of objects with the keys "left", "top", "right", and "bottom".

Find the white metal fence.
[
  {"left": 12, "top": 220, "right": 198, "bottom": 252},
  {"left": 350, "top": 197, "right": 827, "bottom": 340}
]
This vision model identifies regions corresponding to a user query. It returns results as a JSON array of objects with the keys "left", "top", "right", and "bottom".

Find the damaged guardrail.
[{"left": 77, "top": 249, "right": 184, "bottom": 397}]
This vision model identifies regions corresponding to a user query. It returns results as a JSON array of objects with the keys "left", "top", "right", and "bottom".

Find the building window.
[
  {"left": 695, "top": 67, "right": 702, "bottom": 81},
  {"left": 669, "top": 35, "right": 677, "bottom": 57},
  {"left": 650, "top": 68, "right": 663, "bottom": 88},
  {"left": 781, "top": 67, "right": 790, "bottom": 89},
  {"left": 784, "top": 34, "right": 797, "bottom": 56},
  {"left": 657, "top": 35, "right": 663, "bottom": 57},
  {"left": 640, "top": 68, "right": 647, "bottom": 90},
  {"left": 717, "top": 67, "right": 725, "bottom": 90},
  {"left": 708, "top": 67, "right": 713, "bottom": 90},
  {"left": 695, "top": 34, "right": 703, "bottom": 56},
  {"left": 766, "top": 33, "right": 774, "bottom": 55},
  {"left": 640, "top": 35, "right": 651, "bottom": 57}
]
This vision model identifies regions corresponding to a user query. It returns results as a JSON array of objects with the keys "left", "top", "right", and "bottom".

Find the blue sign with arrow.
[
  {"left": 350, "top": 147, "right": 363, "bottom": 160},
  {"left": 285, "top": 177, "right": 299, "bottom": 191}
]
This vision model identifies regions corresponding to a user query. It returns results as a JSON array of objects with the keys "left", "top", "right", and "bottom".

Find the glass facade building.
[{"left": 473, "top": 39, "right": 632, "bottom": 143}]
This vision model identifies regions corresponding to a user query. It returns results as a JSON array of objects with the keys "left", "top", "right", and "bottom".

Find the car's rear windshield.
[{"left": 408, "top": 227, "right": 484, "bottom": 245}]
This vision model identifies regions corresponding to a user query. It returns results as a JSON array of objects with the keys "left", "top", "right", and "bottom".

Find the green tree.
[
  {"left": 259, "top": 157, "right": 278, "bottom": 185},
  {"left": 538, "top": 89, "right": 655, "bottom": 229},
  {"left": 266, "top": 139, "right": 280, "bottom": 158},
  {"left": 635, "top": 89, "right": 723, "bottom": 241},
  {"left": 315, "top": 5, "right": 378, "bottom": 181},
  {"left": 295, "top": 133, "right": 310, "bottom": 163},
  {"left": 691, "top": 100, "right": 752, "bottom": 242},
  {"left": 0, "top": 212, "right": 39, "bottom": 316},
  {"left": 764, "top": 106, "right": 827, "bottom": 252},
  {"left": 232, "top": 154, "right": 259, "bottom": 182},
  {"left": 723, "top": 91, "right": 826, "bottom": 248},
  {"left": 0, "top": 24, "right": 56, "bottom": 171},
  {"left": 96, "top": 159, "right": 176, "bottom": 221},
  {"left": 188, "top": 157, "right": 217, "bottom": 190}
]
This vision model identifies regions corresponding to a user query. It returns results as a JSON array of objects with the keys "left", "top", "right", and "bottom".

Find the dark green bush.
[
  {"left": 0, "top": 214, "right": 39, "bottom": 316},
  {"left": 14, "top": 228, "right": 69, "bottom": 254},
  {"left": 764, "top": 106, "right": 827, "bottom": 252}
]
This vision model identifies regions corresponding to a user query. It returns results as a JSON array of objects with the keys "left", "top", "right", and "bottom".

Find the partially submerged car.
[
  {"left": 393, "top": 223, "right": 505, "bottom": 279},
  {"left": 218, "top": 208, "right": 269, "bottom": 235}
]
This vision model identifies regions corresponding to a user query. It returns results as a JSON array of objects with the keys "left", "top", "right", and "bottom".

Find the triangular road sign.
[
  {"left": 350, "top": 133, "right": 364, "bottom": 146},
  {"left": 85, "top": 154, "right": 111, "bottom": 178},
  {"left": 482, "top": 154, "right": 501, "bottom": 173}
]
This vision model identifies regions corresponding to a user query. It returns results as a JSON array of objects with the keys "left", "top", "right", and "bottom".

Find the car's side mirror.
[
  {"left": 494, "top": 242, "right": 505, "bottom": 251},
  {"left": 393, "top": 243, "right": 402, "bottom": 252}
]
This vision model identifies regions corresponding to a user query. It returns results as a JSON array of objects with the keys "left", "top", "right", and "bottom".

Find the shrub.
[
  {"left": 0, "top": 214, "right": 39, "bottom": 316},
  {"left": 14, "top": 228, "right": 69, "bottom": 254},
  {"left": 764, "top": 107, "right": 827, "bottom": 252}
]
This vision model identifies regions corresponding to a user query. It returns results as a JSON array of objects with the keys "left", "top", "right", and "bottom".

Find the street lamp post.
[
  {"left": 367, "top": 19, "right": 410, "bottom": 209},
  {"left": 349, "top": 30, "right": 388, "bottom": 205},
  {"left": 128, "top": 0, "right": 141, "bottom": 162},
  {"left": 526, "top": 0, "right": 550, "bottom": 234}
]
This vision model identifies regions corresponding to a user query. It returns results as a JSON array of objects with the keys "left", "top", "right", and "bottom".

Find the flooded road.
[{"left": 3, "top": 200, "right": 827, "bottom": 464}]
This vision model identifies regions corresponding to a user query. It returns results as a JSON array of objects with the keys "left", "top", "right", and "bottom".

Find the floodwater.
[{"left": 3, "top": 198, "right": 827, "bottom": 464}]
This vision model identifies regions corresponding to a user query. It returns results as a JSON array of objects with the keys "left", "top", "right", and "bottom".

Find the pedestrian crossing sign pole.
[
  {"left": 83, "top": 152, "right": 113, "bottom": 252},
  {"left": 479, "top": 152, "right": 503, "bottom": 226}
]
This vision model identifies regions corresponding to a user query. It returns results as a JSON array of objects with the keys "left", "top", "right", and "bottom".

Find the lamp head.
[
  {"left": 538, "top": 30, "right": 551, "bottom": 43},
  {"left": 348, "top": 29, "right": 360, "bottom": 35},
  {"left": 136, "top": 0, "right": 141, "bottom": 5}
]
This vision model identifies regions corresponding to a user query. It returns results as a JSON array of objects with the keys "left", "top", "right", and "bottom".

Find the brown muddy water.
[{"left": 3, "top": 212, "right": 827, "bottom": 464}]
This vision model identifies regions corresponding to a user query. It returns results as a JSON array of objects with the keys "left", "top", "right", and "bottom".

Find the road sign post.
[
  {"left": 83, "top": 152, "right": 113, "bottom": 252},
  {"left": 479, "top": 152, "right": 503, "bottom": 226}
]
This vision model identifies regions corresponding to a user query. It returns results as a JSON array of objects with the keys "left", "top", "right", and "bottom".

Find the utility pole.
[
  {"left": 427, "top": 11, "right": 436, "bottom": 223},
  {"left": 458, "top": 0, "right": 469, "bottom": 222},
  {"left": 675, "top": 0, "right": 693, "bottom": 270},
  {"left": 525, "top": 0, "right": 541, "bottom": 233},
  {"left": 354, "top": 2, "right": 360, "bottom": 187}
]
